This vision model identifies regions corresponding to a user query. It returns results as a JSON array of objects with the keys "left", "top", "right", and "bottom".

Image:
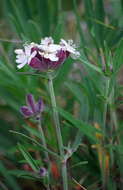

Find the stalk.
[
  {"left": 58, "top": 0, "right": 62, "bottom": 13},
  {"left": 38, "top": 117, "right": 50, "bottom": 190},
  {"left": 102, "top": 76, "right": 110, "bottom": 190},
  {"left": 47, "top": 72, "right": 68, "bottom": 190},
  {"left": 110, "top": 85, "right": 122, "bottom": 187},
  {"left": 103, "top": 77, "right": 110, "bottom": 138}
]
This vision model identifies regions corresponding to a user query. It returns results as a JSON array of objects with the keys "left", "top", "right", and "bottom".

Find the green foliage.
[
  {"left": 1, "top": 0, "right": 123, "bottom": 189},
  {"left": 0, "top": 161, "right": 21, "bottom": 190}
]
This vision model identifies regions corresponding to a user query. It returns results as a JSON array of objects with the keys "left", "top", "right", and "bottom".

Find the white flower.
[
  {"left": 41, "top": 37, "right": 54, "bottom": 45},
  {"left": 39, "top": 50, "right": 59, "bottom": 61},
  {"left": 39, "top": 38, "right": 61, "bottom": 61},
  {"left": 60, "top": 39, "right": 80, "bottom": 59},
  {"left": 15, "top": 37, "right": 80, "bottom": 70},
  {"left": 15, "top": 43, "right": 37, "bottom": 69}
]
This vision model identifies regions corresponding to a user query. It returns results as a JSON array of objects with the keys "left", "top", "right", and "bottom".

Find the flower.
[
  {"left": 15, "top": 43, "right": 37, "bottom": 69},
  {"left": 40, "top": 36, "right": 54, "bottom": 45},
  {"left": 15, "top": 37, "right": 80, "bottom": 71},
  {"left": 60, "top": 39, "right": 80, "bottom": 59},
  {"left": 20, "top": 94, "right": 44, "bottom": 119},
  {"left": 39, "top": 167, "right": 47, "bottom": 177}
]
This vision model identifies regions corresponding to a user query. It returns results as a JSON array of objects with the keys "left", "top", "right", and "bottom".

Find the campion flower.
[
  {"left": 20, "top": 94, "right": 44, "bottom": 119},
  {"left": 60, "top": 39, "right": 80, "bottom": 59},
  {"left": 15, "top": 37, "right": 80, "bottom": 71},
  {"left": 15, "top": 43, "right": 37, "bottom": 69}
]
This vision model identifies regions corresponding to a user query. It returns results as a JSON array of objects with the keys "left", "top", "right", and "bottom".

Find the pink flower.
[{"left": 15, "top": 37, "right": 80, "bottom": 71}]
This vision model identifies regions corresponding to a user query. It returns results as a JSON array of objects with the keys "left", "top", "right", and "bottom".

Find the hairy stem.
[{"left": 47, "top": 72, "right": 68, "bottom": 190}]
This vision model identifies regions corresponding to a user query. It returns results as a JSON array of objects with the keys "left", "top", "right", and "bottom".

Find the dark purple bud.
[
  {"left": 39, "top": 167, "right": 47, "bottom": 177},
  {"left": 26, "top": 94, "right": 36, "bottom": 113},
  {"left": 20, "top": 106, "right": 33, "bottom": 117}
]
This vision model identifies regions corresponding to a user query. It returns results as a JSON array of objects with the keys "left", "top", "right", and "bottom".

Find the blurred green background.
[{"left": 1, "top": 0, "right": 123, "bottom": 189}]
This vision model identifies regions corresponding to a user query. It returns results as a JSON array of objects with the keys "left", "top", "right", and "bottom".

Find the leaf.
[
  {"left": 54, "top": 59, "right": 74, "bottom": 90},
  {"left": 72, "top": 131, "right": 83, "bottom": 153},
  {"left": 0, "top": 161, "right": 21, "bottom": 190},
  {"left": 57, "top": 107, "right": 100, "bottom": 142},
  {"left": 37, "top": 0, "right": 50, "bottom": 36},
  {"left": 8, "top": 169, "right": 37, "bottom": 180},
  {"left": 73, "top": 0, "right": 85, "bottom": 45},
  {"left": 65, "top": 81, "right": 89, "bottom": 121},
  {"left": 94, "top": 0, "right": 105, "bottom": 45},
  {"left": 23, "top": 125, "right": 42, "bottom": 139},
  {"left": 10, "top": 130, "right": 60, "bottom": 158},
  {"left": 83, "top": 0, "right": 94, "bottom": 30},
  {"left": 113, "top": 38, "right": 123, "bottom": 73},
  {"left": 71, "top": 161, "right": 88, "bottom": 169},
  {"left": 79, "top": 52, "right": 103, "bottom": 74},
  {"left": 18, "top": 143, "right": 39, "bottom": 172}
]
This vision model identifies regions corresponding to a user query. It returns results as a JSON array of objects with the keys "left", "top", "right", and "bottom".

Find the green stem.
[
  {"left": 38, "top": 118, "right": 50, "bottom": 162},
  {"left": 38, "top": 117, "right": 50, "bottom": 190},
  {"left": 47, "top": 72, "right": 68, "bottom": 190},
  {"left": 103, "top": 77, "right": 110, "bottom": 139},
  {"left": 102, "top": 77, "right": 110, "bottom": 190},
  {"left": 109, "top": 85, "right": 122, "bottom": 186},
  {"left": 58, "top": 0, "right": 62, "bottom": 13}
]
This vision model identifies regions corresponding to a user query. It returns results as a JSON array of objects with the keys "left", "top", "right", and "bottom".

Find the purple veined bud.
[
  {"left": 39, "top": 167, "right": 47, "bottom": 177},
  {"left": 20, "top": 94, "right": 44, "bottom": 119}
]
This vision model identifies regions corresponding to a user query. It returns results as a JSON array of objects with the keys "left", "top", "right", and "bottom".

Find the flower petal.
[
  {"left": 36, "top": 98, "right": 44, "bottom": 113},
  {"left": 41, "top": 37, "right": 54, "bottom": 45},
  {"left": 20, "top": 106, "right": 33, "bottom": 117},
  {"left": 17, "top": 61, "right": 27, "bottom": 69},
  {"left": 44, "top": 53, "right": 58, "bottom": 61},
  {"left": 28, "top": 51, "right": 37, "bottom": 64},
  {"left": 14, "top": 49, "right": 23, "bottom": 54},
  {"left": 26, "top": 94, "right": 36, "bottom": 113}
]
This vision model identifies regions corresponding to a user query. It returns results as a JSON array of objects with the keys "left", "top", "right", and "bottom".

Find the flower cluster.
[{"left": 15, "top": 37, "right": 80, "bottom": 71}]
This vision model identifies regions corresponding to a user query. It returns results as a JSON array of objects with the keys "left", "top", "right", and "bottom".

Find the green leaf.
[
  {"left": 54, "top": 59, "right": 74, "bottom": 90},
  {"left": 94, "top": 0, "right": 105, "bottom": 45},
  {"left": 57, "top": 107, "right": 100, "bottom": 142},
  {"left": 8, "top": 169, "right": 37, "bottom": 180},
  {"left": 23, "top": 125, "right": 42, "bottom": 139},
  {"left": 18, "top": 143, "right": 39, "bottom": 172},
  {"left": 71, "top": 161, "right": 88, "bottom": 169},
  {"left": 73, "top": 0, "right": 85, "bottom": 45},
  {"left": 0, "top": 161, "right": 21, "bottom": 190},
  {"left": 79, "top": 52, "right": 103, "bottom": 74},
  {"left": 10, "top": 130, "right": 60, "bottom": 158}
]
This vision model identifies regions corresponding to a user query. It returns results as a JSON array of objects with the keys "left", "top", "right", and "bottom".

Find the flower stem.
[
  {"left": 38, "top": 117, "right": 50, "bottom": 190},
  {"left": 38, "top": 117, "right": 50, "bottom": 163},
  {"left": 103, "top": 77, "right": 110, "bottom": 139},
  {"left": 102, "top": 76, "right": 110, "bottom": 190},
  {"left": 47, "top": 72, "right": 68, "bottom": 190}
]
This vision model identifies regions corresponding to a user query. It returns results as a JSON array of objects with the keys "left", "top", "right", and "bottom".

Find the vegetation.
[{"left": 1, "top": 0, "right": 123, "bottom": 189}]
